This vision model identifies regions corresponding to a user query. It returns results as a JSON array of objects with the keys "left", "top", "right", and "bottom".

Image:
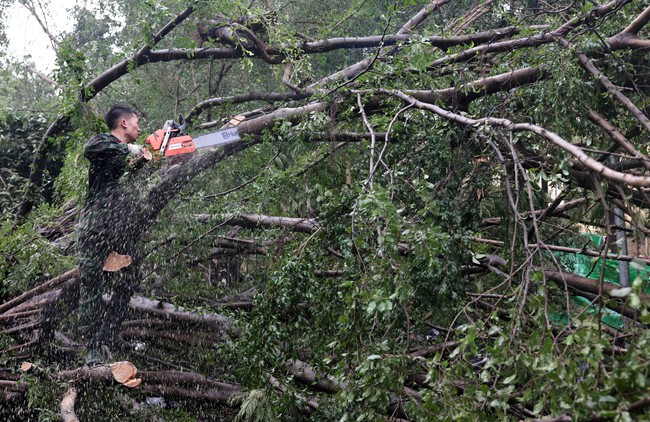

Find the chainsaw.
[{"left": 145, "top": 114, "right": 242, "bottom": 157}]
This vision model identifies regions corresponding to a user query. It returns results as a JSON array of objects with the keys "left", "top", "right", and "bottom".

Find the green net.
[{"left": 552, "top": 234, "right": 650, "bottom": 328}]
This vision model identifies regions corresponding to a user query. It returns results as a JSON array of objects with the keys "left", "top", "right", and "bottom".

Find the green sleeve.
[{"left": 83, "top": 134, "right": 129, "bottom": 161}]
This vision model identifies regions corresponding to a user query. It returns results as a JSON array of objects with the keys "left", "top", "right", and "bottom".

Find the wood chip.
[
  {"left": 228, "top": 115, "right": 245, "bottom": 126},
  {"left": 124, "top": 378, "right": 142, "bottom": 388},
  {"left": 110, "top": 361, "right": 138, "bottom": 384},
  {"left": 20, "top": 362, "right": 32, "bottom": 371},
  {"left": 103, "top": 252, "right": 132, "bottom": 272},
  {"left": 142, "top": 149, "right": 153, "bottom": 161}
]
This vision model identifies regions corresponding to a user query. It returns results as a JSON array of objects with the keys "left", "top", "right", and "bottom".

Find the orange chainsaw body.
[{"left": 146, "top": 129, "right": 196, "bottom": 157}]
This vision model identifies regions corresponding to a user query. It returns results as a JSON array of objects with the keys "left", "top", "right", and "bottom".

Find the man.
[
  {"left": 77, "top": 104, "right": 146, "bottom": 365},
  {"left": 84, "top": 104, "right": 144, "bottom": 201}
]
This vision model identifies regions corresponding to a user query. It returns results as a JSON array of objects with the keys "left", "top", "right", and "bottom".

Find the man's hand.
[
  {"left": 127, "top": 144, "right": 145, "bottom": 156},
  {"left": 127, "top": 144, "right": 152, "bottom": 168},
  {"left": 128, "top": 144, "right": 152, "bottom": 160}
]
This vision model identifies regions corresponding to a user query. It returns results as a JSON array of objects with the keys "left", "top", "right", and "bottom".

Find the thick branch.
[
  {"left": 311, "top": 0, "right": 450, "bottom": 87},
  {"left": 58, "top": 366, "right": 240, "bottom": 404},
  {"left": 60, "top": 386, "right": 78, "bottom": 422},
  {"left": 121, "top": 327, "right": 221, "bottom": 345},
  {"left": 294, "top": 26, "right": 535, "bottom": 52},
  {"left": 0, "top": 380, "right": 27, "bottom": 393},
  {"left": 608, "top": 33, "right": 650, "bottom": 50},
  {"left": 58, "top": 365, "right": 117, "bottom": 383},
  {"left": 409, "top": 66, "right": 547, "bottom": 106},
  {"left": 139, "top": 384, "right": 237, "bottom": 404},
  {"left": 287, "top": 359, "right": 342, "bottom": 394},
  {"left": 186, "top": 91, "right": 311, "bottom": 123},
  {"left": 430, "top": 0, "right": 625, "bottom": 68},
  {"left": 85, "top": 5, "right": 196, "bottom": 100},
  {"left": 281, "top": 359, "right": 417, "bottom": 418},
  {"left": 472, "top": 237, "right": 650, "bottom": 265},
  {"left": 429, "top": 32, "right": 554, "bottom": 68},
  {"left": 605, "top": 3, "right": 650, "bottom": 49},
  {"left": 193, "top": 65, "right": 546, "bottom": 126},
  {"left": 564, "top": 288, "right": 640, "bottom": 320},
  {"left": 566, "top": 39, "right": 650, "bottom": 135},
  {"left": 23, "top": 65, "right": 59, "bottom": 87},
  {"left": 409, "top": 340, "right": 462, "bottom": 358},
  {"left": 195, "top": 213, "right": 319, "bottom": 233},
  {"left": 0, "top": 309, "right": 41, "bottom": 323},
  {"left": 0, "top": 268, "right": 78, "bottom": 315},
  {"left": 544, "top": 270, "right": 650, "bottom": 303},
  {"left": 185, "top": 27, "right": 546, "bottom": 123},
  {"left": 619, "top": 5, "right": 650, "bottom": 36},
  {"left": 480, "top": 197, "right": 587, "bottom": 228},
  {"left": 126, "top": 295, "right": 237, "bottom": 336},
  {"left": 385, "top": 89, "right": 650, "bottom": 187},
  {"left": 588, "top": 109, "right": 650, "bottom": 170}
]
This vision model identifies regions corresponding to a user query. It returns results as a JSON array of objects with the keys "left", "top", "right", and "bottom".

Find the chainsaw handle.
[
  {"left": 177, "top": 114, "right": 187, "bottom": 133},
  {"left": 161, "top": 119, "right": 174, "bottom": 131}
]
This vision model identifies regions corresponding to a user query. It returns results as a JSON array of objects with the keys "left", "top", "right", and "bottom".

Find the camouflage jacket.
[{"left": 84, "top": 133, "right": 129, "bottom": 203}]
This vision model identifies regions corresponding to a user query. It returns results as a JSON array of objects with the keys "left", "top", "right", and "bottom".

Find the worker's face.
[{"left": 123, "top": 114, "right": 140, "bottom": 143}]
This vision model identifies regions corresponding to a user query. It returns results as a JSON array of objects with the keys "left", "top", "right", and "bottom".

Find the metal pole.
[
  {"left": 614, "top": 206, "right": 630, "bottom": 287},
  {"left": 610, "top": 155, "right": 630, "bottom": 288}
]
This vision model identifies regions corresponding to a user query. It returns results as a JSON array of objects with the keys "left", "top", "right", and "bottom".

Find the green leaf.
[
  {"left": 609, "top": 287, "right": 632, "bottom": 298},
  {"left": 598, "top": 395, "right": 617, "bottom": 403},
  {"left": 636, "top": 371, "right": 646, "bottom": 388},
  {"left": 541, "top": 336, "right": 553, "bottom": 354},
  {"left": 640, "top": 311, "right": 650, "bottom": 324},
  {"left": 630, "top": 258, "right": 647, "bottom": 271},
  {"left": 450, "top": 347, "right": 461, "bottom": 358},
  {"left": 503, "top": 373, "right": 516, "bottom": 384},
  {"left": 488, "top": 325, "right": 501, "bottom": 336}
]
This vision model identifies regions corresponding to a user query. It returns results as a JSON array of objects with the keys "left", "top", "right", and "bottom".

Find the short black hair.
[{"left": 105, "top": 104, "right": 137, "bottom": 130}]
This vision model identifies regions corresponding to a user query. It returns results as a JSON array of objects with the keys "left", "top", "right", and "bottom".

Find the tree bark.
[
  {"left": 126, "top": 295, "right": 237, "bottom": 336},
  {"left": 59, "top": 386, "right": 79, "bottom": 422},
  {"left": 0, "top": 268, "right": 78, "bottom": 315},
  {"left": 544, "top": 270, "right": 650, "bottom": 303}
]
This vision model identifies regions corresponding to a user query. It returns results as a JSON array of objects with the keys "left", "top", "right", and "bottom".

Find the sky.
[{"left": 5, "top": 0, "right": 78, "bottom": 72}]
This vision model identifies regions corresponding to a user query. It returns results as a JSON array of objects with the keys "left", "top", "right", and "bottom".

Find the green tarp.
[{"left": 554, "top": 234, "right": 650, "bottom": 328}]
